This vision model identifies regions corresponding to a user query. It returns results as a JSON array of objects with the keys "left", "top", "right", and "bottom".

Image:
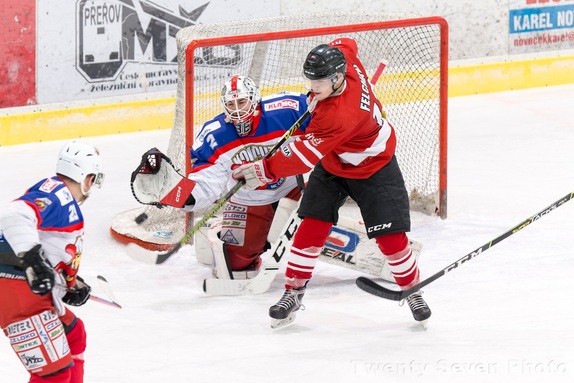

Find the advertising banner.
[
  {"left": 36, "top": 0, "right": 279, "bottom": 103},
  {"left": 509, "top": 0, "right": 574, "bottom": 54},
  {"left": 0, "top": 0, "right": 36, "bottom": 108}
]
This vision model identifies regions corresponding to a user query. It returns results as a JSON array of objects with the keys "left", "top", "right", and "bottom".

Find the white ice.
[{"left": 2, "top": 84, "right": 574, "bottom": 383}]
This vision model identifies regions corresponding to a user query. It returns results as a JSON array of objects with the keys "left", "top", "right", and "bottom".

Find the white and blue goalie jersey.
[{"left": 187, "top": 91, "right": 310, "bottom": 210}]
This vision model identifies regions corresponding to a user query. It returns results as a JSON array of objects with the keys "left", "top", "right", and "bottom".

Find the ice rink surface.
[{"left": 1, "top": 84, "right": 574, "bottom": 382}]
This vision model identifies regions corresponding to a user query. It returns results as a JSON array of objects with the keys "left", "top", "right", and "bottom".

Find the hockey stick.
[
  {"left": 84, "top": 275, "right": 122, "bottom": 309},
  {"left": 370, "top": 59, "right": 387, "bottom": 85},
  {"left": 65, "top": 275, "right": 121, "bottom": 309},
  {"left": 356, "top": 191, "right": 574, "bottom": 301},
  {"left": 126, "top": 100, "right": 314, "bottom": 265},
  {"left": 89, "top": 294, "right": 122, "bottom": 309},
  {"left": 95, "top": 275, "right": 122, "bottom": 308}
]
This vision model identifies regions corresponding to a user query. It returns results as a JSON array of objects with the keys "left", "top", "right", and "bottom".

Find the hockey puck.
[{"left": 135, "top": 213, "right": 148, "bottom": 224}]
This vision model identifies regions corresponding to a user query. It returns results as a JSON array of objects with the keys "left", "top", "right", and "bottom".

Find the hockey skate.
[
  {"left": 269, "top": 287, "right": 306, "bottom": 329},
  {"left": 404, "top": 291, "right": 432, "bottom": 326}
]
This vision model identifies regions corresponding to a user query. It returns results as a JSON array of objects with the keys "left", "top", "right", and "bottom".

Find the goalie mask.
[
  {"left": 221, "top": 75, "right": 261, "bottom": 136},
  {"left": 56, "top": 140, "right": 104, "bottom": 200}
]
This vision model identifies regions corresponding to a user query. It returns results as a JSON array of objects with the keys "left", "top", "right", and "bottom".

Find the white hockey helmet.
[
  {"left": 220, "top": 75, "right": 261, "bottom": 136},
  {"left": 56, "top": 140, "right": 105, "bottom": 189}
]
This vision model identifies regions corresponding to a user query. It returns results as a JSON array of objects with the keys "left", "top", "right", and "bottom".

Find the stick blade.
[
  {"left": 355, "top": 276, "right": 405, "bottom": 301},
  {"left": 125, "top": 243, "right": 161, "bottom": 265},
  {"left": 203, "top": 265, "right": 279, "bottom": 296},
  {"left": 97, "top": 275, "right": 119, "bottom": 302}
]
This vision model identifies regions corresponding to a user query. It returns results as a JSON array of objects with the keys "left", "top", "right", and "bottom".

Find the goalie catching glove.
[
  {"left": 131, "top": 148, "right": 196, "bottom": 208},
  {"left": 231, "top": 159, "right": 276, "bottom": 190}
]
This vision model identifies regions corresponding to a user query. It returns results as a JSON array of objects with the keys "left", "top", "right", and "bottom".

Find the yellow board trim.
[
  {"left": 0, "top": 98, "right": 176, "bottom": 146},
  {"left": 449, "top": 55, "right": 574, "bottom": 97},
  {"left": 1, "top": 55, "right": 574, "bottom": 146}
]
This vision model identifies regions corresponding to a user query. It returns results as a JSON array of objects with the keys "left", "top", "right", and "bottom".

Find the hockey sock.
[
  {"left": 376, "top": 233, "right": 420, "bottom": 289},
  {"left": 29, "top": 369, "right": 72, "bottom": 383},
  {"left": 62, "top": 314, "right": 87, "bottom": 383},
  {"left": 284, "top": 217, "right": 332, "bottom": 289}
]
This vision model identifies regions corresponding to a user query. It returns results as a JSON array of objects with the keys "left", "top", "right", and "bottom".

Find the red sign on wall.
[{"left": 0, "top": 0, "right": 36, "bottom": 108}]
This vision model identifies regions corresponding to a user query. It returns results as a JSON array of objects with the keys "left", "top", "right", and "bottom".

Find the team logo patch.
[
  {"left": 39, "top": 178, "right": 60, "bottom": 193},
  {"left": 232, "top": 144, "right": 272, "bottom": 163},
  {"left": 281, "top": 145, "right": 292, "bottom": 157},
  {"left": 34, "top": 198, "right": 52, "bottom": 211},
  {"left": 223, "top": 213, "right": 247, "bottom": 220},
  {"left": 220, "top": 230, "right": 240, "bottom": 245},
  {"left": 266, "top": 178, "right": 285, "bottom": 190},
  {"left": 221, "top": 220, "right": 246, "bottom": 228},
  {"left": 55, "top": 188, "right": 74, "bottom": 206},
  {"left": 223, "top": 203, "right": 247, "bottom": 213},
  {"left": 305, "top": 133, "right": 323, "bottom": 146},
  {"left": 18, "top": 348, "right": 47, "bottom": 369},
  {"left": 263, "top": 99, "right": 299, "bottom": 111}
]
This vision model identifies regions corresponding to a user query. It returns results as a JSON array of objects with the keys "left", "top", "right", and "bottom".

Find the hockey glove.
[
  {"left": 19, "top": 244, "right": 56, "bottom": 296},
  {"left": 131, "top": 148, "right": 196, "bottom": 208},
  {"left": 231, "top": 159, "right": 276, "bottom": 190},
  {"left": 62, "top": 276, "right": 91, "bottom": 306}
]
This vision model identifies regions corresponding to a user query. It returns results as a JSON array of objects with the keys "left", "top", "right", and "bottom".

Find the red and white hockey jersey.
[{"left": 266, "top": 38, "right": 396, "bottom": 180}]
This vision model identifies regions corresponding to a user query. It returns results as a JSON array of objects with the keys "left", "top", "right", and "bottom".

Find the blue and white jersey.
[
  {"left": 188, "top": 91, "right": 310, "bottom": 210},
  {"left": 0, "top": 176, "right": 84, "bottom": 286}
]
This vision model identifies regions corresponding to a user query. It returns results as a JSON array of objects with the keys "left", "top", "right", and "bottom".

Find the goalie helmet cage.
[{"left": 110, "top": 12, "right": 448, "bottom": 251}]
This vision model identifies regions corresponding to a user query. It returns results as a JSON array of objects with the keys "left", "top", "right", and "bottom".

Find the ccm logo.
[
  {"left": 175, "top": 186, "right": 182, "bottom": 202},
  {"left": 264, "top": 99, "right": 299, "bottom": 111},
  {"left": 367, "top": 223, "right": 392, "bottom": 232}
]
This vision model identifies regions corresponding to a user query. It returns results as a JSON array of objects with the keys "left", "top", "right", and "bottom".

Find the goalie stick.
[
  {"left": 356, "top": 191, "right": 574, "bottom": 301},
  {"left": 126, "top": 98, "right": 316, "bottom": 265}
]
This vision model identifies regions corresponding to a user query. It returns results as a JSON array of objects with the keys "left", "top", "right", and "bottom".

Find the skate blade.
[
  {"left": 270, "top": 313, "right": 296, "bottom": 329},
  {"left": 416, "top": 318, "right": 429, "bottom": 330}
]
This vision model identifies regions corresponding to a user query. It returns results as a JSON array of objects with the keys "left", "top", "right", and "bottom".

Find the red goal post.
[{"left": 110, "top": 12, "right": 448, "bottom": 251}]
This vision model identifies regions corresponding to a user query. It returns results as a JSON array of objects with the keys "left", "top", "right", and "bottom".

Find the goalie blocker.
[{"left": 198, "top": 197, "right": 422, "bottom": 292}]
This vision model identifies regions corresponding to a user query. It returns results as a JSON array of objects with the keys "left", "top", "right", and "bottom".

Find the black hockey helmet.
[{"left": 303, "top": 44, "right": 346, "bottom": 80}]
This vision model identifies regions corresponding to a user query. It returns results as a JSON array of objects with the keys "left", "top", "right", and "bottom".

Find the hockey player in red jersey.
[
  {"left": 232, "top": 38, "right": 431, "bottom": 327},
  {"left": 131, "top": 75, "right": 310, "bottom": 279},
  {"left": 0, "top": 140, "right": 104, "bottom": 382}
]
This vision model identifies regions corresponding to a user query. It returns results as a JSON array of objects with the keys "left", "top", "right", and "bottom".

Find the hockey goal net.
[{"left": 111, "top": 12, "right": 448, "bottom": 251}]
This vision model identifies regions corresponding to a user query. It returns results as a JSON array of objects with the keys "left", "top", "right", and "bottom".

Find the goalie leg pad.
[
  {"left": 209, "top": 225, "right": 233, "bottom": 280},
  {"left": 209, "top": 226, "right": 260, "bottom": 280},
  {"left": 195, "top": 216, "right": 221, "bottom": 265},
  {"left": 267, "top": 197, "right": 299, "bottom": 244}
]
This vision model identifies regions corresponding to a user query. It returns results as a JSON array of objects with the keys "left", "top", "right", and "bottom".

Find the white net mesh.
[{"left": 111, "top": 12, "right": 448, "bottom": 249}]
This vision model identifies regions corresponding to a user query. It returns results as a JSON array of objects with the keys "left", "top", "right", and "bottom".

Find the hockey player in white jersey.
[
  {"left": 0, "top": 140, "right": 104, "bottom": 383},
  {"left": 132, "top": 75, "right": 310, "bottom": 278}
]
